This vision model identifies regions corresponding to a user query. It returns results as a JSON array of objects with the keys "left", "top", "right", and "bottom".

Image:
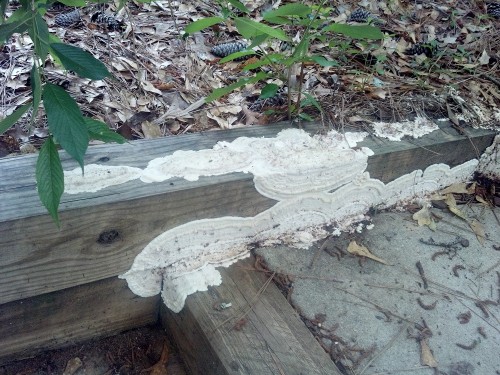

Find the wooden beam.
[
  {"left": 362, "top": 125, "right": 494, "bottom": 182},
  {"left": 160, "top": 257, "right": 342, "bottom": 375},
  {"left": 0, "top": 178, "right": 274, "bottom": 305},
  {"left": 0, "top": 123, "right": 494, "bottom": 306},
  {"left": 0, "top": 277, "right": 159, "bottom": 365}
]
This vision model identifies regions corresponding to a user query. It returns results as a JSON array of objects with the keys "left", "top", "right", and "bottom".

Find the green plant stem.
[
  {"left": 288, "top": 0, "right": 328, "bottom": 125},
  {"left": 286, "top": 65, "right": 292, "bottom": 121},
  {"left": 295, "top": 61, "right": 305, "bottom": 128}
]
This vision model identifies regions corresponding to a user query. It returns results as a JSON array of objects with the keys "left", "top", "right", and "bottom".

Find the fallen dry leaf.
[
  {"left": 479, "top": 50, "right": 490, "bottom": 65},
  {"left": 468, "top": 219, "right": 486, "bottom": 245},
  {"left": 444, "top": 194, "right": 467, "bottom": 220},
  {"left": 413, "top": 206, "right": 437, "bottom": 231},
  {"left": 62, "top": 357, "right": 82, "bottom": 375},
  {"left": 441, "top": 182, "right": 475, "bottom": 195},
  {"left": 475, "top": 195, "right": 489, "bottom": 205},
  {"left": 347, "top": 241, "right": 388, "bottom": 265},
  {"left": 420, "top": 338, "right": 438, "bottom": 367},
  {"left": 142, "top": 121, "right": 163, "bottom": 139}
]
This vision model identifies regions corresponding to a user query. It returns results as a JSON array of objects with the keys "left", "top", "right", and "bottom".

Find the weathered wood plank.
[
  {"left": 0, "top": 277, "right": 159, "bottom": 365},
  {"left": 362, "top": 125, "right": 494, "bottom": 182},
  {"left": 0, "top": 121, "right": 494, "bottom": 222},
  {"left": 160, "top": 257, "right": 341, "bottom": 375},
  {"left": 0, "top": 178, "right": 274, "bottom": 305},
  {"left": 0, "top": 122, "right": 495, "bottom": 307}
]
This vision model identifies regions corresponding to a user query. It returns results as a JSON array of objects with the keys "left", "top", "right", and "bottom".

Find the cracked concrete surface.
[{"left": 257, "top": 205, "right": 500, "bottom": 375}]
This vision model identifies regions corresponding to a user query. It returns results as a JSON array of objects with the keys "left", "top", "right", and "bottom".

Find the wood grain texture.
[
  {"left": 0, "top": 277, "right": 159, "bottom": 365},
  {"left": 0, "top": 178, "right": 275, "bottom": 305},
  {"left": 160, "top": 257, "right": 342, "bottom": 375},
  {"left": 362, "top": 125, "right": 495, "bottom": 182},
  {"left": 0, "top": 122, "right": 495, "bottom": 306}
]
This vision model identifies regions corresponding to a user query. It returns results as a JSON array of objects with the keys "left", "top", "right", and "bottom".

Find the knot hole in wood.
[{"left": 97, "top": 229, "right": 120, "bottom": 245}]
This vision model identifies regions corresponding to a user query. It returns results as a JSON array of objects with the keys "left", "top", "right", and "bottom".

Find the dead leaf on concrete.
[
  {"left": 475, "top": 195, "right": 489, "bottom": 205},
  {"left": 347, "top": 241, "right": 388, "bottom": 265},
  {"left": 441, "top": 182, "right": 475, "bottom": 195},
  {"left": 468, "top": 219, "right": 486, "bottom": 245},
  {"left": 62, "top": 357, "right": 82, "bottom": 375},
  {"left": 413, "top": 206, "right": 437, "bottom": 231},
  {"left": 444, "top": 194, "right": 467, "bottom": 220},
  {"left": 420, "top": 338, "right": 438, "bottom": 368}
]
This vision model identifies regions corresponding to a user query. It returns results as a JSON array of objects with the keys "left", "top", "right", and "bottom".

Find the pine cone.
[
  {"left": 211, "top": 41, "right": 248, "bottom": 58},
  {"left": 91, "top": 12, "right": 124, "bottom": 31},
  {"left": 347, "top": 8, "right": 372, "bottom": 23},
  {"left": 404, "top": 43, "right": 437, "bottom": 58},
  {"left": 486, "top": 2, "right": 500, "bottom": 17},
  {"left": 54, "top": 9, "right": 81, "bottom": 27}
]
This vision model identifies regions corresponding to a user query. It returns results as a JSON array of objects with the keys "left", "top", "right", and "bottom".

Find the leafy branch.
[
  {"left": 185, "top": 0, "right": 384, "bottom": 121},
  {"left": 0, "top": 0, "right": 126, "bottom": 225}
]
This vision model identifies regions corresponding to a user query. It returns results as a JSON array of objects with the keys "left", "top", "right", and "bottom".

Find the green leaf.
[
  {"left": 263, "top": 4, "right": 311, "bottom": 20},
  {"left": 310, "top": 55, "right": 339, "bottom": 67},
  {"left": 84, "top": 117, "right": 126, "bottom": 144},
  {"left": 248, "top": 34, "right": 269, "bottom": 49},
  {"left": 260, "top": 84, "right": 279, "bottom": 99},
  {"left": 1, "top": 0, "right": 8, "bottom": 23},
  {"left": 0, "top": 9, "right": 31, "bottom": 44},
  {"left": 184, "top": 17, "right": 225, "bottom": 34},
  {"left": 48, "top": 34, "right": 63, "bottom": 65},
  {"left": 43, "top": 83, "right": 89, "bottom": 169},
  {"left": 50, "top": 43, "right": 111, "bottom": 80},
  {"left": 227, "top": 0, "right": 249, "bottom": 14},
  {"left": 261, "top": 16, "right": 293, "bottom": 25},
  {"left": 242, "top": 53, "right": 284, "bottom": 71},
  {"left": 301, "top": 92, "right": 322, "bottom": 112},
  {"left": 29, "top": 13, "right": 50, "bottom": 59},
  {"left": 219, "top": 49, "right": 256, "bottom": 63},
  {"left": 36, "top": 137, "right": 64, "bottom": 226},
  {"left": 30, "top": 65, "right": 42, "bottom": 118},
  {"left": 323, "top": 24, "right": 384, "bottom": 40},
  {"left": 34, "top": 0, "right": 48, "bottom": 15},
  {"left": 298, "top": 112, "right": 314, "bottom": 121},
  {"left": 234, "top": 17, "right": 288, "bottom": 41},
  {"left": 0, "top": 102, "right": 31, "bottom": 134},
  {"left": 56, "top": 0, "right": 86, "bottom": 6},
  {"left": 292, "top": 37, "right": 309, "bottom": 59},
  {"left": 206, "top": 72, "right": 269, "bottom": 102}
]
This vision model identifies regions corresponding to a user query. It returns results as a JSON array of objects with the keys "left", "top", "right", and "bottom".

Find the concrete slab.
[{"left": 256, "top": 205, "right": 500, "bottom": 375}]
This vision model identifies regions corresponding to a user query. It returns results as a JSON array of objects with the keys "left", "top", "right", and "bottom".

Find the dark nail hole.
[
  {"left": 98, "top": 156, "right": 110, "bottom": 162},
  {"left": 97, "top": 230, "right": 120, "bottom": 244}
]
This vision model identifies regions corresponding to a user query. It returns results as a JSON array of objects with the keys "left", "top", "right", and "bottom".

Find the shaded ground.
[
  {"left": 257, "top": 201, "right": 500, "bottom": 375},
  {"left": 0, "top": 324, "right": 186, "bottom": 375}
]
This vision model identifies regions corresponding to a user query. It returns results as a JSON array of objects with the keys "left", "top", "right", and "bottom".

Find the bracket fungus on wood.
[{"left": 63, "top": 128, "right": 483, "bottom": 312}]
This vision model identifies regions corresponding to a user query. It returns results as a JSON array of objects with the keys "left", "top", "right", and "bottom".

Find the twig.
[
  {"left": 309, "top": 236, "right": 331, "bottom": 269},
  {"left": 359, "top": 322, "right": 410, "bottom": 375},
  {"left": 415, "top": 261, "right": 428, "bottom": 289},
  {"left": 237, "top": 266, "right": 344, "bottom": 283},
  {"left": 211, "top": 272, "right": 275, "bottom": 334},
  {"left": 294, "top": 61, "right": 305, "bottom": 129}
]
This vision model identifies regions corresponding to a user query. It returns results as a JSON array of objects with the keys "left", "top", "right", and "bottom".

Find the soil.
[{"left": 0, "top": 324, "right": 187, "bottom": 375}]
